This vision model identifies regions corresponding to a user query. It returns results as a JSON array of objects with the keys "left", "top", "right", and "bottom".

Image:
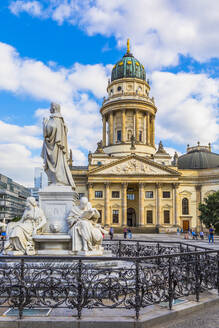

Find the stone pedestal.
[
  {"left": 33, "top": 234, "right": 71, "bottom": 255},
  {"left": 39, "top": 185, "right": 78, "bottom": 234},
  {"left": 37, "top": 185, "right": 78, "bottom": 254}
]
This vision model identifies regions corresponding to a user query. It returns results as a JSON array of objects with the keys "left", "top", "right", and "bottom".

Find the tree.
[{"left": 199, "top": 191, "right": 219, "bottom": 228}]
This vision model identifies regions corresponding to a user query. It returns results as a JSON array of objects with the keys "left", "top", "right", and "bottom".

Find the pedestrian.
[
  {"left": 109, "top": 227, "right": 114, "bottom": 240},
  {"left": 123, "top": 227, "right": 127, "bottom": 239},
  {"left": 200, "top": 231, "right": 204, "bottom": 240},
  {"left": 209, "top": 226, "right": 214, "bottom": 243},
  {"left": 184, "top": 230, "right": 189, "bottom": 240},
  {"left": 128, "top": 228, "right": 132, "bottom": 239},
  {"left": 177, "top": 228, "right": 180, "bottom": 236}
]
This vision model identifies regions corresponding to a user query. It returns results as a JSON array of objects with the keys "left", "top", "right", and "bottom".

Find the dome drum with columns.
[
  {"left": 101, "top": 40, "right": 156, "bottom": 157},
  {"left": 71, "top": 40, "right": 219, "bottom": 233}
]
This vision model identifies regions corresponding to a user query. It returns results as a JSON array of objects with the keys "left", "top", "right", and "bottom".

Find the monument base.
[
  {"left": 33, "top": 234, "right": 71, "bottom": 255},
  {"left": 39, "top": 185, "right": 78, "bottom": 234}
]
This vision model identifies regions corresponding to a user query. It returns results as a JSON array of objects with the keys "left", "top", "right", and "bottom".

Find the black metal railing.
[{"left": 0, "top": 241, "right": 218, "bottom": 320}]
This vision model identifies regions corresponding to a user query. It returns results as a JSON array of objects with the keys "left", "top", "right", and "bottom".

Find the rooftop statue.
[
  {"left": 67, "top": 197, "right": 108, "bottom": 255},
  {"left": 4, "top": 197, "right": 46, "bottom": 255},
  {"left": 41, "top": 102, "right": 76, "bottom": 189}
]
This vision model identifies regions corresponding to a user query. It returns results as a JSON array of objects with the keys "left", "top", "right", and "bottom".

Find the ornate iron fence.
[{"left": 0, "top": 241, "right": 218, "bottom": 320}]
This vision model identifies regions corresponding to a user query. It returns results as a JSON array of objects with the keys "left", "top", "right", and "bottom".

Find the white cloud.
[
  {"left": 151, "top": 71, "right": 219, "bottom": 145},
  {"left": 8, "top": 0, "right": 219, "bottom": 69},
  {"left": 9, "top": 0, "right": 42, "bottom": 17},
  {"left": 0, "top": 41, "right": 109, "bottom": 186},
  {"left": 0, "top": 144, "right": 42, "bottom": 186}
]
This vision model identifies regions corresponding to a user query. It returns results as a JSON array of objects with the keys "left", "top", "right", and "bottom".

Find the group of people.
[
  {"left": 178, "top": 227, "right": 215, "bottom": 243},
  {"left": 109, "top": 227, "right": 132, "bottom": 240}
]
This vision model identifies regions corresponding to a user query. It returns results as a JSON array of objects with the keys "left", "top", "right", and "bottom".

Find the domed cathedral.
[{"left": 71, "top": 40, "right": 219, "bottom": 233}]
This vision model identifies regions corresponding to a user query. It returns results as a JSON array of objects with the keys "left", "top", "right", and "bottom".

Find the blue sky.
[{"left": 0, "top": 0, "right": 219, "bottom": 186}]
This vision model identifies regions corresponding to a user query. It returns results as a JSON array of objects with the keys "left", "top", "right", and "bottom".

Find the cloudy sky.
[{"left": 0, "top": 0, "right": 219, "bottom": 186}]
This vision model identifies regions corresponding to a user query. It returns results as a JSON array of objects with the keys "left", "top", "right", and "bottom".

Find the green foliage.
[
  {"left": 199, "top": 191, "right": 219, "bottom": 228},
  {"left": 12, "top": 216, "right": 21, "bottom": 222}
]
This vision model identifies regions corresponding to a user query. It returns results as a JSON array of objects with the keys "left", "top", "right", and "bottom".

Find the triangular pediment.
[{"left": 89, "top": 155, "right": 180, "bottom": 176}]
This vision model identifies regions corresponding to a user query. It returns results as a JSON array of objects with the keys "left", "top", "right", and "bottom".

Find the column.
[
  {"left": 122, "top": 110, "right": 126, "bottom": 142},
  {"left": 172, "top": 183, "right": 179, "bottom": 225},
  {"left": 104, "top": 182, "right": 110, "bottom": 226},
  {"left": 195, "top": 185, "right": 202, "bottom": 231},
  {"left": 146, "top": 113, "right": 150, "bottom": 145},
  {"left": 135, "top": 110, "right": 139, "bottom": 141},
  {"left": 156, "top": 183, "right": 161, "bottom": 226},
  {"left": 152, "top": 115, "right": 155, "bottom": 146},
  {"left": 109, "top": 112, "right": 114, "bottom": 145},
  {"left": 122, "top": 183, "right": 127, "bottom": 226},
  {"left": 88, "top": 183, "right": 93, "bottom": 202},
  {"left": 139, "top": 183, "right": 144, "bottom": 226},
  {"left": 144, "top": 113, "right": 146, "bottom": 144},
  {"left": 102, "top": 115, "right": 106, "bottom": 147}
]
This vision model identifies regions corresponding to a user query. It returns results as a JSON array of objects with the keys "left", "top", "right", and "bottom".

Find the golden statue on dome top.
[{"left": 127, "top": 38, "right": 130, "bottom": 53}]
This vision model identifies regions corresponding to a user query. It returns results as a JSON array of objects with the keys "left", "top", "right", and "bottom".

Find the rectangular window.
[
  {"left": 127, "top": 193, "right": 135, "bottom": 200},
  {"left": 146, "top": 210, "right": 153, "bottom": 224},
  {"left": 117, "top": 130, "right": 122, "bottom": 142},
  {"left": 112, "top": 191, "right": 120, "bottom": 198},
  {"left": 145, "top": 191, "right": 153, "bottom": 198},
  {"left": 164, "top": 210, "right": 170, "bottom": 224},
  {"left": 163, "top": 191, "right": 171, "bottom": 198},
  {"left": 78, "top": 193, "right": 85, "bottom": 199},
  {"left": 95, "top": 191, "right": 103, "bottom": 198},
  {"left": 113, "top": 210, "right": 119, "bottom": 224},
  {"left": 98, "top": 210, "right": 102, "bottom": 223}
]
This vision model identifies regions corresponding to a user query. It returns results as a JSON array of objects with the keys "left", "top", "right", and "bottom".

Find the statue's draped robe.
[
  {"left": 41, "top": 114, "right": 76, "bottom": 188},
  {"left": 67, "top": 203, "right": 103, "bottom": 252},
  {"left": 5, "top": 207, "right": 45, "bottom": 253}
]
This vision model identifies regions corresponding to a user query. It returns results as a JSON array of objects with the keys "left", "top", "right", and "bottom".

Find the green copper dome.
[{"left": 111, "top": 40, "right": 146, "bottom": 82}]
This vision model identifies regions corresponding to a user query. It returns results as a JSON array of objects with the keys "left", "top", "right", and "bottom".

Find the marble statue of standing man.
[{"left": 41, "top": 103, "right": 76, "bottom": 189}]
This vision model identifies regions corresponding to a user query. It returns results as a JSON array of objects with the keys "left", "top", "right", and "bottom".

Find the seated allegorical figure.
[
  {"left": 67, "top": 197, "right": 108, "bottom": 254},
  {"left": 4, "top": 197, "right": 46, "bottom": 255}
]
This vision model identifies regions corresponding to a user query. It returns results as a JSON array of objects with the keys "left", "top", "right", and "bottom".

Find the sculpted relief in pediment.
[{"left": 95, "top": 159, "right": 170, "bottom": 175}]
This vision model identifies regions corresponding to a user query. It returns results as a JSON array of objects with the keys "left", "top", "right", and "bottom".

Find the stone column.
[
  {"left": 156, "top": 183, "right": 161, "bottom": 226},
  {"left": 104, "top": 182, "right": 110, "bottom": 226},
  {"left": 102, "top": 115, "right": 106, "bottom": 147},
  {"left": 146, "top": 113, "right": 150, "bottom": 145},
  {"left": 122, "top": 183, "right": 127, "bottom": 226},
  {"left": 135, "top": 110, "right": 139, "bottom": 141},
  {"left": 195, "top": 185, "right": 202, "bottom": 231},
  {"left": 122, "top": 110, "right": 126, "bottom": 142},
  {"left": 109, "top": 112, "right": 114, "bottom": 145},
  {"left": 139, "top": 183, "right": 145, "bottom": 226},
  {"left": 172, "top": 183, "right": 179, "bottom": 225},
  {"left": 144, "top": 113, "right": 146, "bottom": 144},
  {"left": 152, "top": 115, "right": 155, "bottom": 146},
  {"left": 88, "top": 183, "right": 93, "bottom": 202}
]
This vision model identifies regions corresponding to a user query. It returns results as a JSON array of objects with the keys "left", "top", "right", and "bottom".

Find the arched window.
[
  {"left": 182, "top": 198, "right": 189, "bottom": 215},
  {"left": 127, "top": 130, "right": 132, "bottom": 141}
]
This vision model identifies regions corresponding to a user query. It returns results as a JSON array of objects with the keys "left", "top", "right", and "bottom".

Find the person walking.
[
  {"left": 123, "top": 227, "right": 127, "bottom": 239},
  {"left": 200, "top": 231, "right": 204, "bottom": 240},
  {"left": 109, "top": 227, "right": 114, "bottom": 240},
  {"left": 209, "top": 226, "right": 214, "bottom": 243},
  {"left": 127, "top": 228, "right": 132, "bottom": 239}
]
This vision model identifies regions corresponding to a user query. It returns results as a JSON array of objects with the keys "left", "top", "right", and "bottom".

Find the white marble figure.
[
  {"left": 41, "top": 102, "right": 76, "bottom": 189},
  {"left": 67, "top": 197, "right": 108, "bottom": 254},
  {"left": 4, "top": 197, "right": 46, "bottom": 255}
]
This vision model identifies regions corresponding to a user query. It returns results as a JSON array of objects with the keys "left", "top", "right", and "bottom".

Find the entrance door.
[
  {"left": 127, "top": 208, "right": 136, "bottom": 227},
  {"left": 183, "top": 220, "right": 189, "bottom": 231}
]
